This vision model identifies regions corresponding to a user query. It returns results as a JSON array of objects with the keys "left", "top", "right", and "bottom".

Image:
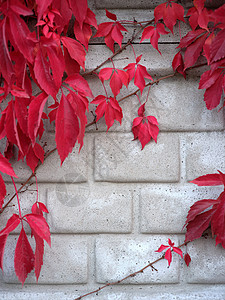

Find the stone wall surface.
[{"left": 0, "top": 0, "right": 225, "bottom": 299}]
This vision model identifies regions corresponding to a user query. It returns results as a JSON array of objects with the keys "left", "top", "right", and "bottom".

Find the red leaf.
[
  {"left": 0, "top": 174, "right": 6, "bottom": 209},
  {"left": 5, "top": 101, "right": 23, "bottom": 154},
  {"left": 190, "top": 173, "right": 224, "bottom": 186},
  {"left": 99, "top": 68, "right": 113, "bottom": 82},
  {"left": 64, "top": 74, "right": 93, "bottom": 98},
  {"left": 28, "top": 93, "right": 48, "bottom": 145},
  {"left": 184, "top": 253, "right": 191, "bottom": 266},
  {"left": 105, "top": 9, "right": 117, "bottom": 21},
  {"left": 33, "top": 232, "right": 44, "bottom": 281},
  {"left": 26, "top": 146, "right": 39, "bottom": 173},
  {"left": 0, "top": 152, "right": 17, "bottom": 177},
  {"left": 14, "top": 228, "right": 34, "bottom": 285},
  {"left": 55, "top": 92, "right": 79, "bottom": 164},
  {"left": 173, "top": 247, "right": 183, "bottom": 258},
  {"left": 165, "top": 248, "right": 172, "bottom": 266},
  {"left": 0, "top": 234, "right": 8, "bottom": 271},
  {"left": 33, "top": 143, "right": 45, "bottom": 163},
  {"left": 185, "top": 199, "right": 217, "bottom": 224},
  {"left": 203, "top": 74, "right": 223, "bottom": 110},
  {"left": 172, "top": 52, "right": 186, "bottom": 78},
  {"left": 33, "top": 45, "right": 58, "bottom": 98},
  {"left": 68, "top": 0, "right": 88, "bottom": 28},
  {"left": 0, "top": 214, "right": 20, "bottom": 237},
  {"left": 134, "top": 65, "right": 153, "bottom": 94},
  {"left": 210, "top": 29, "right": 225, "bottom": 63},
  {"left": 63, "top": 47, "right": 80, "bottom": 76},
  {"left": 15, "top": 98, "right": 29, "bottom": 135},
  {"left": 61, "top": 36, "right": 86, "bottom": 70},
  {"left": 9, "top": 12, "right": 36, "bottom": 63},
  {"left": 155, "top": 244, "right": 169, "bottom": 252},
  {"left": 25, "top": 214, "right": 51, "bottom": 246},
  {"left": 184, "top": 33, "right": 208, "bottom": 70},
  {"left": 185, "top": 208, "right": 215, "bottom": 242},
  {"left": 74, "top": 21, "right": 92, "bottom": 51},
  {"left": 0, "top": 20, "right": 15, "bottom": 85}
]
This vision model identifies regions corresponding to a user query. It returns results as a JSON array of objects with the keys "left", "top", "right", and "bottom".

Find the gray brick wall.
[{"left": 0, "top": 1, "right": 225, "bottom": 299}]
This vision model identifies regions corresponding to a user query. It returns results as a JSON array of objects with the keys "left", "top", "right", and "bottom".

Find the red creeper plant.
[{"left": 0, "top": 0, "right": 224, "bottom": 289}]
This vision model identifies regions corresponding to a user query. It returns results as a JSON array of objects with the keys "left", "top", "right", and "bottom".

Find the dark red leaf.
[
  {"left": 105, "top": 9, "right": 117, "bottom": 21},
  {"left": 33, "top": 143, "right": 45, "bottom": 163},
  {"left": 185, "top": 208, "right": 215, "bottom": 242},
  {"left": 184, "top": 253, "right": 191, "bottom": 266},
  {"left": 14, "top": 227, "right": 34, "bottom": 285},
  {"left": 184, "top": 33, "right": 208, "bottom": 70},
  {"left": 26, "top": 146, "right": 39, "bottom": 173},
  {"left": 211, "top": 192, "right": 225, "bottom": 248},
  {"left": 172, "top": 51, "right": 186, "bottom": 78},
  {"left": 55, "top": 92, "right": 79, "bottom": 164},
  {"left": 210, "top": 29, "right": 225, "bottom": 63},
  {"left": 185, "top": 199, "right": 217, "bottom": 224}
]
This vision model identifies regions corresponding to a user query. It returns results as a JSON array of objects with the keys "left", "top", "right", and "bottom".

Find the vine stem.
[
  {"left": 0, "top": 62, "right": 207, "bottom": 215},
  {"left": 74, "top": 241, "right": 189, "bottom": 300},
  {"left": 83, "top": 18, "right": 155, "bottom": 76}
]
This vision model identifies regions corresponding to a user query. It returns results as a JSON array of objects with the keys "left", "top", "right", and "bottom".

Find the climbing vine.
[{"left": 0, "top": 0, "right": 224, "bottom": 294}]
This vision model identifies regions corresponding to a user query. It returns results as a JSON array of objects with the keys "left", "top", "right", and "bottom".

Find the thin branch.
[
  {"left": 74, "top": 241, "right": 189, "bottom": 300},
  {"left": 83, "top": 19, "right": 155, "bottom": 76}
]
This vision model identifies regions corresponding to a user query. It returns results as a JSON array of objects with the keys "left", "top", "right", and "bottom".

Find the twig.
[
  {"left": 74, "top": 241, "right": 189, "bottom": 300},
  {"left": 83, "top": 18, "right": 155, "bottom": 76}
]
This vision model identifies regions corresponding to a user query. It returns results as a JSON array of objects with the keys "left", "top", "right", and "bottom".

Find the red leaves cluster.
[
  {"left": 185, "top": 171, "right": 225, "bottom": 249},
  {"left": 173, "top": 3, "right": 225, "bottom": 110},
  {"left": 156, "top": 239, "right": 183, "bottom": 266},
  {"left": 132, "top": 104, "right": 159, "bottom": 150},
  {"left": 0, "top": 202, "right": 50, "bottom": 285}
]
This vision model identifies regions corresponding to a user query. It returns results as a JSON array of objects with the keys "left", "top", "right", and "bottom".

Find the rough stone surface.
[
  {"left": 94, "top": 133, "right": 180, "bottom": 182},
  {"left": 186, "top": 132, "right": 225, "bottom": 181},
  {"left": 140, "top": 184, "right": 222, "bottom": 233},
  {"left": 185, "top": 239, "right": 225, "bottom": 284},
  {"left": 47, "top": 184, "right": 132, "bottom": 233}
]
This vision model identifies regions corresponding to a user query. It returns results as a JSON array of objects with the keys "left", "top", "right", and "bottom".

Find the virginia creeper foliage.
[{"left": 0, "top": 0, "right": 224, "bottom": 285}]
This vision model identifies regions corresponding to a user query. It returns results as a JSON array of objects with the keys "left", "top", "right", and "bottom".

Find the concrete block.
[
  {"left": 185, "top": 132, "right": 225, "bottom": 181},
  {"left": 94, "top": 133, "right": 180, "bottom": 182},
  {"left": 95, "top": 235, "right": 180, "bottom": 284},
  {"left": 185, "top": 238, "right": 225, "bottom": 283},
  {"left": 3, "top": 235, "right": 88, "bottom": 284},
  {"left": 140, "top": 184, "right": 222, "bottom": 234},
  {"left": 47, "top": 183, "right": 132, "bottom": 233}
]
